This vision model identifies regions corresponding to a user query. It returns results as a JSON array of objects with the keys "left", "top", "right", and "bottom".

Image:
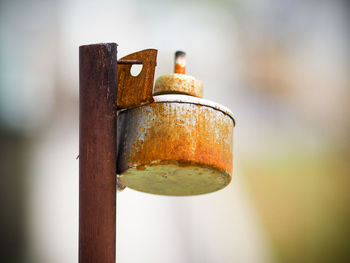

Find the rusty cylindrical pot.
[{"left": 117, "top": 94, "right": 235, "bottom": 196}]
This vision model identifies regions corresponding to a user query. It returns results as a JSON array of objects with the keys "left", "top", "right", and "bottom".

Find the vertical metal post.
[{"left": 79, "top": 43, "right": 117, "bottom": 263}]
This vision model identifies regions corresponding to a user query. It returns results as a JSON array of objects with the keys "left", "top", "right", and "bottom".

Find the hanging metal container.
[{"left": 117, "top": 50, "right": 235, "bottom": 196}]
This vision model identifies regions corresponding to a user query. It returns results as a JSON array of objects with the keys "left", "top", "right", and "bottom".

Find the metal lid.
[
  {"left": 154, "top": 73, "right": 203, "bottom": 98},
  {"left": 154, "top": 94, "right": 235, "bottom": 125}
]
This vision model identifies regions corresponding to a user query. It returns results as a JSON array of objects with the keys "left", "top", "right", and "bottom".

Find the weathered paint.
[
  {"left": 154, "top": 74, "right": 203, "bottom": 98},
  {"left": 119, "top": 162, "right": 230, "bottom": 196},
  {"left": 152, "top": 94, "right": 235, "bottom": 122},
  {"left": 117, "top": 95, "right": 234, "bottom": 195}
]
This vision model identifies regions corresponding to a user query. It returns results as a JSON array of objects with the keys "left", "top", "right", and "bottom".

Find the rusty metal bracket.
[
  {"left": 117, "top": 49, "right": 158, "bottom": 109},
  {"left": 117, "top": 60, "right": 142, "bottom": 65}
]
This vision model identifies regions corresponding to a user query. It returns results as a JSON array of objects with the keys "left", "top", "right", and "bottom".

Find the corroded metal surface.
[
  {"left": 154, "top": 73, "right": 203, "bottom": 98},
  {"left": 153, "top": 94, "right": 235, "bottom": 122},
  {"left": 117, "top": 49, "right": 157, "bottom": 109},
  {"left": 117, "top": 95, "right": 234, "bottom": 195},
  {"left": 79, "top": 43, "right": 117, "bottom": 262}
]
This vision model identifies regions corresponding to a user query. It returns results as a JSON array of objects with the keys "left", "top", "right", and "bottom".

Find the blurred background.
[{"left": 0, "top": 0, "right": 349, "bottom": 262}]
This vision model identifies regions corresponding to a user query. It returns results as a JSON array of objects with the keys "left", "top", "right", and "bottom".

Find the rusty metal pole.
[{"left": 79, "top": 43, "right": 117, "bottom": 263}]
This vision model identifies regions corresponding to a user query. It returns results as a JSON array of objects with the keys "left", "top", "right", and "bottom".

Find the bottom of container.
[{"left": 118, "top": 161, "right": 231, "bottom": 196}]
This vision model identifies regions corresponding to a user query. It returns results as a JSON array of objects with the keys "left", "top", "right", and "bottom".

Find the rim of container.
[{"left": 154, "top": 94, "right": 235, "bottom": 124}]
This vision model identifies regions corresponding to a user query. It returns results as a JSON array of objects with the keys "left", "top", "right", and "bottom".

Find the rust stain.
[
  {"left": 136, "top": 165, "right": 146, "bottom": 170},
  {"left": 117, "top": 49, "right": 157, "bottom": 109},
  {"left": 154, "top": 74, "right": 203, "bottom": 98},
  {"left": 119, "top": 102, "right": 233, "bottom": 175},
  {"left": 175, "top": 64, "right": 186, "bottom": 74}
]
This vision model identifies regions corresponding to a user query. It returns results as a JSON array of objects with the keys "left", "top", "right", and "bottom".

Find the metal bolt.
[{"left": 174, "top": 51, "right": 186, "bottom": 74}]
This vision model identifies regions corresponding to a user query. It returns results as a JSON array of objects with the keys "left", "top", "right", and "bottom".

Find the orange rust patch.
[
  {"left": 117, "top": 49, "right": 157, "bottom": 109},
  {"left": 122, "top": 102, "right": 233, "bottom": 175},
  {"left": 175, "top": 64, "right": 186, "bottom": 74},
  {"left": 136, "top": 165, "right": 146, "bottom": 170}
]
